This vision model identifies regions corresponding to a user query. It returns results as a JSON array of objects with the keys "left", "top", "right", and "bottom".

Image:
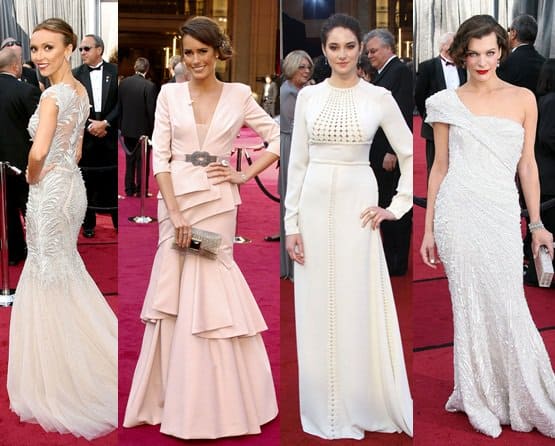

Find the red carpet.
[
  {"left": 0, "top": 215, "right": 117, "bottom": 446},
  {"left": 280, "top": 276, "right": 413, "bottom": 445},
  {"left": 413, "top": 116, "right": 555, "bottom": 445},
  {"left": 117, "top": 133, "right": 281, "bottom": 445}
]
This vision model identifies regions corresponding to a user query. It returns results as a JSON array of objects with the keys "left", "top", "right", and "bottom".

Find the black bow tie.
[
  {"left": 87, "top": 64, "right": 102, "bottom": 72},
  {"left": 441, "top": 57, "right": 455, "bottom": 66}
]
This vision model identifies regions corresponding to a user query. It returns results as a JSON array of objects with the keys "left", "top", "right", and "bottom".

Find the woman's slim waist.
[{"left": 309, "top": 158, "right": 370, "bottom": 166}]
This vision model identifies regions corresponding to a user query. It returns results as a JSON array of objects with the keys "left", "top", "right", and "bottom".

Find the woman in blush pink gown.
[{"left": 123, "top": 16, "right": 279, "bottom": 440}]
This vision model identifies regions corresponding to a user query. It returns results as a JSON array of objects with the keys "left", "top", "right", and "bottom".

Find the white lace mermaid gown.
[
  {"left": 7, "top": 83, "right": 118, "bottom": 440},
  {"left": 426, "top": 89, "right": 555, "bottom": 438}
]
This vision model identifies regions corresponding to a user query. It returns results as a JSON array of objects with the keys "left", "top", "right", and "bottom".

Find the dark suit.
[
  {"left": 0, "top": 73, "right": 40, "bottom": 261},
  {"left": 370, "top": 57, "right": 413, "bottom": 275},
  {"left": 415, "top": 56, "right": 466, "bottom": 173},
  {"left": 21, "top": 66, "right": 39, "bottom": 89},
  {"left": 73, "top": 61, "right": 118, "bottom": 230},
  {"left": 497, "top": 44, "right": 545, "bottom": 94},
  {"left": 118, "top": 73, "right": 158, "bottom": 196}
]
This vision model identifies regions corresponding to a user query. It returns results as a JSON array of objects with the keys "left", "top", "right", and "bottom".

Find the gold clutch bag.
[
  {"left": 172, "top": 227, "right": 222, "bottom": 259},
  {"left": 535, "top": 245, "right": 554, "bottom": 288}
]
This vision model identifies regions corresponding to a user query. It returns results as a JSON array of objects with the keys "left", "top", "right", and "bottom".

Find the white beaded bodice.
[
  {"left": 24, "top": 84, "right": 90, "bottom": 285},
  {"left": 311, "top": 85, "right": 364, "bottom": 144}
]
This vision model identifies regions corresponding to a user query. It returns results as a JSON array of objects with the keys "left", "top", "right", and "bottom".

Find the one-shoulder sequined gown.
[
  {"left": 7, "top": 83, "right": 117, "bottom": 440},
  {"left": 426, "top": 89, "right": 555, "bottom": 438}
]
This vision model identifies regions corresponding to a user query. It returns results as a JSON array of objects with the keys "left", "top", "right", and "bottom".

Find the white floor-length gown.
[
  {"left": 427, "top": 89, "right": 555, "bottom": 438},
  {"left": 284, "top": 78, "right": 413, "bottom": 439},
  {"left": 7, "top": 83, "right": 118, "bottom": 440}
]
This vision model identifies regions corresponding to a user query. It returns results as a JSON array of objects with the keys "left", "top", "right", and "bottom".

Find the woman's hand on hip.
[
  {"left": 205, "top": 162, "right": 247, "bottom": 185},
  {"left": 420, "top": 232, "right": 440, "bottom": 269},
  {"left": 360, "top": 206, "right": 396, "bottom": 230},
  {"left": 169, "top": 209, "right": 192, "bottom": 249},
  {"left": 531, "top": 228, "right": 554, "bottom": 260},
  {"left": 25, "top": 163, "right": 56, "bottom": 185},
  {"left": 286, "top": 234, "right": 305, "bottom": 265}
]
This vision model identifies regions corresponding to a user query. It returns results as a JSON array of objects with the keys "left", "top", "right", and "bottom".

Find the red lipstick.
[{"left": 477, "top": 69, "right": 489, "bottom": 75}]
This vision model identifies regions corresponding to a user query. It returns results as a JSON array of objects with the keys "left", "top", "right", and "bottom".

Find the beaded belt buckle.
[{"left": 185, "top": 151, "right": 217, "bottom": 166}]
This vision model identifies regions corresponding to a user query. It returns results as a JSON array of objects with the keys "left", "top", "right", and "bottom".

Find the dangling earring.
[
  {"left": 324, "top": 57, "right": 328, "bottom": 66},
  {"left": 66, "top": 55, "right": 70, "bottom": 62}
]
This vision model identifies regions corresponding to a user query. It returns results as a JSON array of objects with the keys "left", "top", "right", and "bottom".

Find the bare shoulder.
[{"left": 503, "top": 83, "right": 535, "bottom": 107}]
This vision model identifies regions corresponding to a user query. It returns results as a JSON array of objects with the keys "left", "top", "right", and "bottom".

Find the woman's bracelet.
[
  {"left": 529, "top": 221, "right": 545, "bottom": 232},
  {"left": 240, "top": 173, "right": 248, "bottom": 184}
]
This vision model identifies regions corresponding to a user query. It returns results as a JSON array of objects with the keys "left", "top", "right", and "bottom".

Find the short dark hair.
[
  {"left": 320, "top": 13, "right": 362, "bottom": 46},
  {"left": 510, "top": 14, "right": 538, "bottom": 44},
  {"left": 85, "top": 33, "right": 104, "bottom": 55},
  {"left": 537, "top": 59, "right": 555, "bottom": 96},
  {"left": 134, "top": 57, "right": 149, "bottom": 74},
  {"left": 180, "top": 16, "right": 233, "bottom": 61},
  {"left": 449, "top": 14, "right": 509, "bottom": 68},
  {"left": 33, "top": 18, "right": 77, "bottom": 51}
]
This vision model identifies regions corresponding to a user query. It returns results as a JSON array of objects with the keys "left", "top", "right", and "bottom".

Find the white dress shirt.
[
  {"left": 440, "top": 57, "right": 460, "bottom": 90},
  {"left": 88, "top": 62, "right": 103, "bottom": 113}
]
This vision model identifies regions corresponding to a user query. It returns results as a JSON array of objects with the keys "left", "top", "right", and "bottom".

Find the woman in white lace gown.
[
  {"left": 285, "top": 14, "right": 413, "bottom": 439},
  {"left": 7, "top": 19, "right": 117, "bottom": 440},
  {"left": 420, "top": 15, "right": 555, "bottom": 438}
]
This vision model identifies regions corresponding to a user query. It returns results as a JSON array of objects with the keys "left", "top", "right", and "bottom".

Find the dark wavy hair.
[
  {"left": 320, "top": 13, "right": 362, "bottom": 46},
  {"left": 449, "top": 15, "right": 509, "bottom": 68},
  {"left": 180, "top": 16, "right": 233, "bottom": 61}
]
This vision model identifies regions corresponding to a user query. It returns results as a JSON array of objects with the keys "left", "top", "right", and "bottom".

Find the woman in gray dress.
[{"left": 280, "top": 50, "right": 313, "bottom": 279}]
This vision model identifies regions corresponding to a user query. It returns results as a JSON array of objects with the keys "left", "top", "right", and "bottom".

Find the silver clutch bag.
[
  {"left": 534, "top": 245, "right": 554, "bottom": 287},
  {"left": 172, "top": 227, "right": 222, "bottom": 259}
]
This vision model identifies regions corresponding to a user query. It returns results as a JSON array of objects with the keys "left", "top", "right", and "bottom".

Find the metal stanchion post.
[
  {"left": 128, "top": 135, "right": 157, "bottom": 224},
  {"left": 0, "top": 162, "right": 17, "bottom": 306},
  {"left": 234, "top": 147, "right": 251, "bottom": 244}
]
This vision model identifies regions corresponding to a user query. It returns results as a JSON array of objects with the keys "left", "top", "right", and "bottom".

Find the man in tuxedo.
[
  {"left": 497, "top": 14, "right": 545, "bottom": 94},
  {"left": 0, "top": 49, "right": 40, "bottom": 264},
  {"left": 365, "top": 29, "right": 413, "bottom": 276},
  {"left": 0, "top": 38, "right": 40, "bottom": 88},
  {"left": 73, "top": 34, "right": 118, "bottom": 237},
  {"left": 118, "top": 57, "right": 158, "bottom": 197},
  {"left": 415, "top": 32, "right": 466, "bottom": 175}
]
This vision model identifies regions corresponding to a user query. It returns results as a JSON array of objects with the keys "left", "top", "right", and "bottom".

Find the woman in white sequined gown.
[
  {"left": 7, "top": 19, "right": 117, "bottom": 440},
  {"left": 420, "top": 15, "right": 555, "bottom": 438},
  {"left": 284, "top": 14, "right": 413, "bottom": 439}
]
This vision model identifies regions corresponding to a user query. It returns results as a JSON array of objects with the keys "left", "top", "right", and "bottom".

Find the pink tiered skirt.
[{"left": 123, "top": 184, "right": 277, "bottom": 439}]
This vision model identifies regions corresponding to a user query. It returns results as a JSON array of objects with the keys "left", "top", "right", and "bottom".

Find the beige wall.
[{"left": 230, "top": 0, "right": 278, "bottom": 98}]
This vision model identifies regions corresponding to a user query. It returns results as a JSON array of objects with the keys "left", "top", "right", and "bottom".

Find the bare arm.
[
  {"left": 517, "top": 89, "right": 554, "bottom": 258},
  {"left": 27, "top": 96, "right": 58, "bottom": 184},
  {"left": 420, "top": 122, "right": 449, "bottom": 267}
]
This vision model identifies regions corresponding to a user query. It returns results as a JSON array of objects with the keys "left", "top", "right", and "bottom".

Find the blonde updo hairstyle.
[
  {"left": 179, "top": 16, "right": 233, "bottom": 61},
  {"left": 33, "top": 18, "right": 78, "bottom": 52}
]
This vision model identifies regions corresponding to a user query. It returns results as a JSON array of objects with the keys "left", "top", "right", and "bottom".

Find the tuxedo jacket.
[
  {"left": 21, "top": 66, "right": 40, "bottom": 89},
  {"left": 497, "top": 44, "right": 546, "bottom": 94},
  {"left": 0, "top": 73, "right": 41, "bottom": 170},
  {"left": 415, "top": 56, "right": 467, "bottom": 140},
  {"left": 72, "top": 61, "right": 119, "bottom": 166},
  {"left": 370, "top": 57, "right": 413, "bottom": 168},
  {"left": 536, "top": 92, "right": 555, "bottom": 196},
  {"left": 118, "top": 74, "right": 158, "bottom": 139}
]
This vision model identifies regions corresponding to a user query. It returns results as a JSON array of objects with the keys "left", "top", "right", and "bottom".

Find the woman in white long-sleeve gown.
[{"left": 284, "top": 13, "right": 413, "bottom": 440}]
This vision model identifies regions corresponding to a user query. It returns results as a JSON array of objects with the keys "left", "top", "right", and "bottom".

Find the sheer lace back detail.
[
  {"left": 311, "top": 85, "right": 364, "bottom": 144},
  {"left": 28, "top": 83, "right": 90, "bottom": 170}
]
